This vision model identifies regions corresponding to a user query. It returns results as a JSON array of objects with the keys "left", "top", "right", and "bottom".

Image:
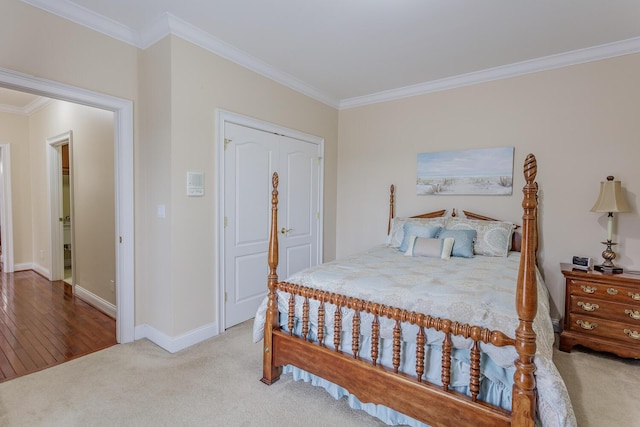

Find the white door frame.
[
  {"left": 47, "top": 132, "right": 73, "bottom": 283},
  {"left": 0, "top": 67, "right": 135, "bottom": 344},
  {"left": 216, "top": 109, "right": 324, "bottom": 331},
  {"left": 0, "top": 144, "right": 14, "bottom": 273}
]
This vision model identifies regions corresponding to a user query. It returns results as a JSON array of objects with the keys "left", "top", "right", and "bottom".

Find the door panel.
[
  {"left": 224, "top": 123, "right": 321, "bottom": 328},
  {"left": 284, "top": 244, "right": 312, "bottom": 279},
  {"left": 278, "top": 138, "right": 319, "bottom": 278},
  {"left": 224, "top": 123, "right": 279, "bottom": 327}
]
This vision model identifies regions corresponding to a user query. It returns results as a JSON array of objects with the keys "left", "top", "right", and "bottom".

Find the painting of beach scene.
[{"left": 417, "top": 147, "right": 514, "bottom": 195}]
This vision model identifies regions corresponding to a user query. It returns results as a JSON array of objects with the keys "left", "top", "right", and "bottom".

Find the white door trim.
[
  {"left": 0, "top": 66, "right": 135, "bottom": 344},
  {"left": 0, "top": 144, "right": 14, "bottom": 273},
  {"left": 46, "top": 132, "right": 73, "bottom": 283},
  {"left": 216, "top": 109, "right": 325, "bottom": 331}
]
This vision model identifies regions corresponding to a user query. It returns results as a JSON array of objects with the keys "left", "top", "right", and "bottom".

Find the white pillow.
[
  {"left": 404, "top": 236, "right": 455, "bottom": 260},
  {"left": 387, "top": 216, "right": 447, "bottom": 248},
  {"left": 445, "top": 217, "right": 515, "bottom": 257}
]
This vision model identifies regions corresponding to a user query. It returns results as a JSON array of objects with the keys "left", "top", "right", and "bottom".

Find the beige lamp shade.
[{"left": 591, "top": 176, "right": 631, "bottom": 213}]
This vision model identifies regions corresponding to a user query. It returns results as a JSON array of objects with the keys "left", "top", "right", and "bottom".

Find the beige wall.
[
  {"left": 1, "top": 0, "right": 340, "bottom": 342},
  {"left": 28, "top": 101, "right": 116, "bottom": 304},
  {"left": 7, "top": 0, "right": 639, "bottom": 340},
  {"left": 0, "top": 112, "right": 31, "bottom": 264},
  {"left": 137, "top": 37, "right": 174, "bottom": 332},
  {"left": 136, "top": 36, "right": 339, "bottom": 336},
  {"left": 337, "top": 53, "right": 640, "bottom": 317},
  {"left": 0, "top": 0, "right": 138, "bottom": 102}
]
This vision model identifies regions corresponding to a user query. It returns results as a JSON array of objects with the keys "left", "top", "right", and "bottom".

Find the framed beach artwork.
[{"left": 417, "top": 147, "right": 514, "bottom": 195}]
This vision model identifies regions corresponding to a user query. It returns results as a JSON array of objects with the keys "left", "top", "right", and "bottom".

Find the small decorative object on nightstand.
[
  {"left": 590, "top": 175, "right": 631, "bottom": 274},
  {"left": 559, "top": 263, "right": 640, "bottom": 359}
]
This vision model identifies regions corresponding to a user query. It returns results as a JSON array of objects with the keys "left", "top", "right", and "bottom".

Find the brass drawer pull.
[
  {"left": 577, "top": 320, "right": 598, "bottom": 330},
  {"left": 577, "top": 301, "right": 599, "bottom": 312},
  {"left": 581, "top": 285, "right": 597, "bottom": 294},
  {"left": 625, "top": 309, "right": 640, "bottom": 320},
  {"left": 624, "top": 329, "right": 640, "bottom": 340},
  {"left": 606, "top": 288, "right": 618, "bottom": 295},
  {"left": 629, "top": 292, "right": 640, "bottom": 301}
]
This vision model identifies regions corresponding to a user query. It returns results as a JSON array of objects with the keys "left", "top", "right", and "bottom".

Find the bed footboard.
[
  {"left": 270, "top": 281, "right": 514, "bottom": 426},
  {"left": 262, "top": 154, "right": 540, "bottom": 427}
]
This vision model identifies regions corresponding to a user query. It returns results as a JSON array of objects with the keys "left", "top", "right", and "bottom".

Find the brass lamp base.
[{"left": 595, "top": 241, "right": 623, "bottom": 274}]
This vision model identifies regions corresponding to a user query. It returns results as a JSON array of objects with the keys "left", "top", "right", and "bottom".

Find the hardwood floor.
[{"left": 0, "top": 270, "right": 116, "bottom": 383}]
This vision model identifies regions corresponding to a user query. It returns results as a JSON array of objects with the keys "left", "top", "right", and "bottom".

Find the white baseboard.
[
  {"left": 14, "top": 262, "right": 34, "bottom": 271},
  {"left": 32, "top": 263, "right": 50, "bottom": 279},
  {"left": 15, "top": 262, "right": 50, "bottom": 278},
  {"left": 135, "top": 321, "right": 220, "bottom": 353},
  {"left": 74, "top": 285, "right": 117, "bottom": 319}
]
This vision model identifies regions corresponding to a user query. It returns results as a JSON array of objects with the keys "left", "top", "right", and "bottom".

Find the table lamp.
[{"left": 590, "top": 176, "right": 631, "bottom": 273}]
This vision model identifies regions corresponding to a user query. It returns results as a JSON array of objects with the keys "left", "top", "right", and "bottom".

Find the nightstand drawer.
[
  {"left": 568, "top": 313, "right": 640, "bottom": 346},
  {"left": 568, "top": 279, "right": 640, "bottom": 304},
  {"left": 569, "top": 295, "right": 640, "bottom": 323}
]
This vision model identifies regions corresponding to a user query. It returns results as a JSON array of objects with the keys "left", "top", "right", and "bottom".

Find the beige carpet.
[{"left": 0, "top": 320, "right": 637, "bottom": 426}]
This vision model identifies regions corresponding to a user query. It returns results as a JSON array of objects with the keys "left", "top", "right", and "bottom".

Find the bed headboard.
[
  {"left": 387, "top": 193, "right": 527, "bottom": 253},
  {"left": 457, "top": 209, "right": 524, "bottom": 253}
]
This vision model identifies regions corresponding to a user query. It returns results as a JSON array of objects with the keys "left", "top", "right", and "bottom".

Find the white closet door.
[
  {"left": 223, "top": 123, "right": 321, "bottom": 328},
  {"left": 277, "top": 136, "right": 320, "bottom": 278}
]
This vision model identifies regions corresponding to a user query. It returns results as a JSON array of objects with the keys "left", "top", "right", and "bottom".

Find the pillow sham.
[
  {"left": 404, "top": 236, "right": 455, "bottom": 259},
  {"left": 386, "top": 216, "right": 447, "bottom": 248},
  {"left": 398, "top": 224, "right": 442, "bottom": 252},
  {"left": 445, "top": 217, "right": 515, "bottom": 257},
  {"left": 437, "top": 229, "right": 476, "bottom": 258}
]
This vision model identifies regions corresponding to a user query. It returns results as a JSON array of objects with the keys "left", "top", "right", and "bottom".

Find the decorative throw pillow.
[
  {"left": 398, "top": 224, "right": 442, "bottom": 252},
  {"left": 437, "top": 229, "right": 477, "bottom": 258},
  {"left": 404, "top": 236, "right": 455, "bottom": 259},
  {"left": 445, "top": 217, "right": 515, "bottom": 257},
  {"left": 386, "top": 216, "right": 447, "bottom": 248}
]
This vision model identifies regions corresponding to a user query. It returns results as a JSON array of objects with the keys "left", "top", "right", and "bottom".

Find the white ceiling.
[{"left": 8, "top": 0, "right": 640, "bottom": 109}]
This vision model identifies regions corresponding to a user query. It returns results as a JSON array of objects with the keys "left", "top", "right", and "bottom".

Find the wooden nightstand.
[{"left": 559, "top": 263, "right": 640, "bottom": 358}]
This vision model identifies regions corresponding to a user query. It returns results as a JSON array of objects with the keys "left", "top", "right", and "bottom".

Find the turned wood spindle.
[
  {"left": 334, "top": 306, "right": 342, "bottom": 352},
  {"left": 441, "top": 333, "right": 452, "bottom": 392},
  {"left": 371, "top": 315, "right": 380, "bottom": 366},
  {"left": 470, "top": 341, "right": 481, "bottom": 401},
  {"left": 352, "top": 311, "right": 360, "bottom": 359},
  {"left": 302, "top": 296, "right": 310, "bottom": 341},
  {"left": 392, "top": 319, "right": 401, "bottom": 374},
  {"left": 416, "top": 326, "right": 426, "bottom": 383},
  {"left": 288, "top": 293, "right": 295, "bottom": 335},
  {"left": 317, "top": 301, "right": 325, "bottom": 346}
]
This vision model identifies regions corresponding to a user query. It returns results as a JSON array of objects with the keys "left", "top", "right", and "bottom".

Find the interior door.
[
  {"left": 277, "top": 137, "right": 320, "bottom": 278},
  {"left": 223, "top": 122, "right": 321, "bottom": 328}
]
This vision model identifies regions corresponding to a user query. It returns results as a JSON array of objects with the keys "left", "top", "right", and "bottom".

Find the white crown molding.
[
  {"left": 21, "top": 1, "right": 340, "bottom": 108},
  {"left": 0, "top": 103, "right": 27, "bottom": 115},
  {"left": 0, "top": 96, "right": 54, "bottom": 115},
  {"left": 22, "top": 0, "right": 140, "bottom": 46},
  {"left": 25, "top": 96, "right": 55, "bottom": 114},
  {"left": 340, "top": 36, "right": 640, "bottom": 109},
  {"left": 159, "top": 13, "right": 340, "bottom": 108},
  {"left": 21, "top": 1, "right": 640, "bottom": 110}
]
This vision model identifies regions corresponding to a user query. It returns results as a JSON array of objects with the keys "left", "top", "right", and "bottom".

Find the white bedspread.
[{"left": 253, "top": 246, "right": 576, "bottom": 427}]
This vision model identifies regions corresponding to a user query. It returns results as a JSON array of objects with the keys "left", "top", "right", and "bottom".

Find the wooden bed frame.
[{"left": 261, "top": 154, "right": 539, "bottom": 427}]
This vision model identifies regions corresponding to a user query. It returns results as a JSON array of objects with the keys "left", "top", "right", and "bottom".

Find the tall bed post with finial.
[
  {"left": 261, "top": 172, "right": 282, "bottom": 385},
  {"left": 512, "top": 153, "right": 539, "bottom": 426}
]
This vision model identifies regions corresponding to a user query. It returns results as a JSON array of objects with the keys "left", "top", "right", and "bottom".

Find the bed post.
[
  {"left": 388, "top": 184, "right": 395, "bottom": 235},
  {"left": 261, "top": 172, "right": 282, "bottom": 385},
  {"left": 512, "top": 154, "right": 538, "bottom": 426}
]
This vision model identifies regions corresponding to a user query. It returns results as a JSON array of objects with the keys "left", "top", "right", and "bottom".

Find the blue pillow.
[
  {"left": 399, "top": 224, "right": 442, "bottom": 252},
  {"left": 437, "top": 229, "right": 477, "bottom": 258}
]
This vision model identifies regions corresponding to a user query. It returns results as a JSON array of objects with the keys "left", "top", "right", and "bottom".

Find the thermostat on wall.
[{"left": 187, "top": 171, "right": 204, "bottom": 196}]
